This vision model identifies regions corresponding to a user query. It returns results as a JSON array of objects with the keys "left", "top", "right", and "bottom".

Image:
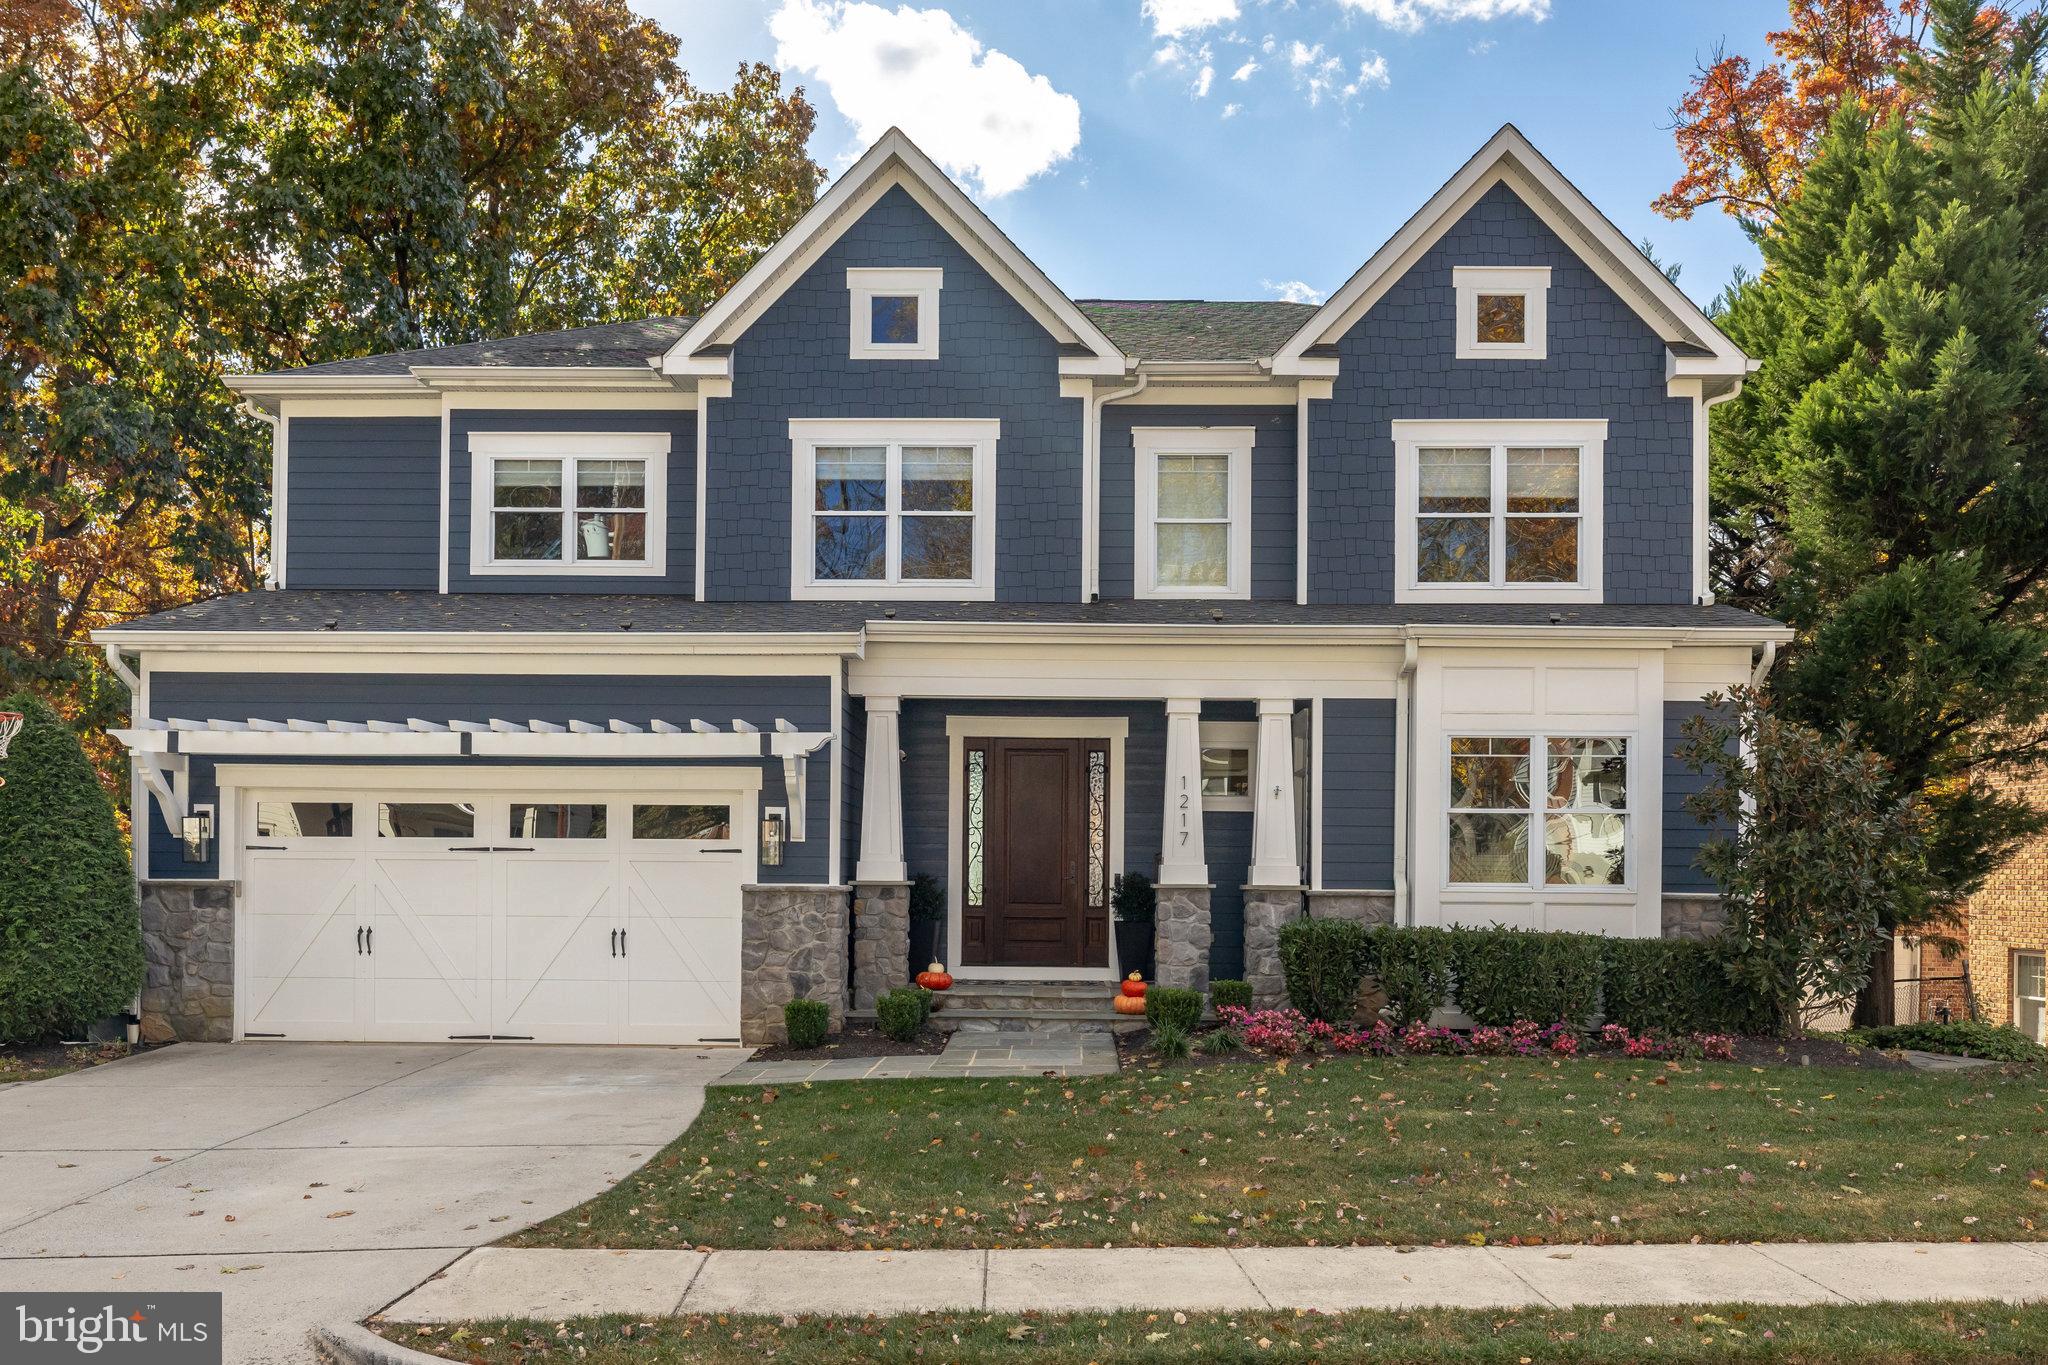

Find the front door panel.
[{"left": 988, "top": 740, "right": 1085, "bottom": 967}]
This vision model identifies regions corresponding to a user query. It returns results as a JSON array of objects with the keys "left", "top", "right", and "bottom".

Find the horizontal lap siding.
[
  {"left": 1322, "top": 699, "right": 1396, "bottom": 889},
  {"left": 708, "top": 186, "right": 1080, "bottom": 602},
  {"left": 144, "top": 673, "right": 831, "bottom": 885},
  {"left": 1306, "top": 182, "right": 1693, "bottom": 605},
  {"left": 286, "top": 418, "right": 440, "bottom": 588},
  {"left": 1100, "top": 407, "right": 1297, "bottom": 601},
  {"left": 447, "top": 409, "right": 696, "bottom": 594},
  {"left": 1663, "top": 700, "right": 1729, "bottom": 894}
]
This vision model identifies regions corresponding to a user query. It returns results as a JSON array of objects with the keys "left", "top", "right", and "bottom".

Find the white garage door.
[{"left": 235, "top": 783, "right": 752, "bottom": 1045}]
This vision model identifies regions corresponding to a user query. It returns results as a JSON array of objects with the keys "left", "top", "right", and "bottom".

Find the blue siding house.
[{"left": 97, "top": 126, "right": 1783, "bottom": 1046}]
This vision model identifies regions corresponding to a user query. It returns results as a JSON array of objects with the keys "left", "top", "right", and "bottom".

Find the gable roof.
[
  {"left": 661, "top": 128, "right": 1127, "bottom": 376},
  {"left": 1272, "top": 124, "right": 1751, "bottom": 379},
  {"left": 1077, "top": 300, "right": 1317, "bottom": 363}
]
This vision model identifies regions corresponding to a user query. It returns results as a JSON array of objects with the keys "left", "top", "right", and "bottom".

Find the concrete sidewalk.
[
  {"left": 721, "top": 1028, "right": 1117, "bottom": 1084},
  {"left": 383, "top": 1241, "right": 2048, "bottom": 1323}
]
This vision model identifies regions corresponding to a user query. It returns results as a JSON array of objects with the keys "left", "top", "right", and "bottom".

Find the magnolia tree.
[{"left": 1679, "top": 688, "right": 1927, "bottom": 1035}]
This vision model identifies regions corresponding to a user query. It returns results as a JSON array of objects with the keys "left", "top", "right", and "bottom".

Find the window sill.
[
  {"left": 791, "top": 580, "right": 996, "bottom": 602},
  {"left": 1396, "top": 583, "right": 1602, "bottom": 605},
  {"left": 469, "top": 560, "right": 668, "bottom": 578}
]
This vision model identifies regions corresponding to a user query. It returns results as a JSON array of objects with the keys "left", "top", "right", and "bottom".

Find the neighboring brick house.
[{"left": 1921, "top": 768, "right": 2048, "bottom": 1042}]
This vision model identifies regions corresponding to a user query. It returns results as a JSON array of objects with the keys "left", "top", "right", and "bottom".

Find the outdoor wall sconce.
[
  {"left": 182, "top": 804, "right": 214, "bottom": 864},
  {"left": 761, "top": 807, "right": 787, "bottom": 867}
]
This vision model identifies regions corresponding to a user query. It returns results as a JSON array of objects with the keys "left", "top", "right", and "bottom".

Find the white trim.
[
  {"left": 466, "top": 430, "right": 670, "bottom": 578},
  {"left": 2015, "top": 950, "right": 2045, "bottom": 1045},
  {"left": 1392, "top": 418, "right": 1606, "bottom": 605},
  {"left": 694, "top": 378, "right": 729, "bottom": 599},
  {"left": 442, "top": 390, "right": 697, "bottom": 411},
  {"left": 788, "top": 418, "right": 999, "bottom": 601},
  {"left": 272, "top": 413, "right": 289, "bottom": 588},
  {"left": 1439, "top": 732, "right": 1633, "bottom": 892},
  {"left": 276, "top": 398, "right": 441, "bottom": 419},
  {"left": 847, "top": 267, "right": 942, "bottom": 361},
  {"left": 661, "top": 130, "right": 1124, "bottom": 372},
  {"left": 1197, "top": 720, "right": 1256, "bottom": 812},
  {"left": 1132, "top": 426, "right": 1254, "bottom": 601},
  {"left": 217, "top": 762, "right": 763, "bottom": 795},
  {"left": 942, "top": 715, "right": 1127, "bottom": 981},
  {"left": 1272, "top": 125, "right": 1748, "bottom": 376},
  {"left": 1309, "top": 696, "right": 1326, "bottom": 889},
  {"left": 112, "top": 717, "right": 828, "bottom": 763},
  {"left": 437, "top": 406, "right": 451, "bottom": 593},
  {"left": 1454, "top": 266, "right": 1549, "bottom": 361}
]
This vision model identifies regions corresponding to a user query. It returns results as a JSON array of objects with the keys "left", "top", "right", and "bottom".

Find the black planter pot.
[
  {"left": 1114, "top": 919, "right": 1155, "bottom": 982},
  {"left": 908, "top": 918, "right": 944, "bottom": 976}
]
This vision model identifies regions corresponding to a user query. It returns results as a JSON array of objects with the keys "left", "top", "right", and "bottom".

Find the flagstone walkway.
[{"left": 719, "top": 1027, "right": 1118, "bottom": 1084}]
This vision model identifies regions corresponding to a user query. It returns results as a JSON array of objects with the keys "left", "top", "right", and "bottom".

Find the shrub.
[
  {"left": 1197, "top": 1027, "right": 1242, "bottom": 1056},
  {"left": 1278, "top": 918, "right": 1369, "bottom": 1023},
  {"left": 0, "top": 694, "right": 144, "bottom": 1041},
  {"left": 1601, "top": 937, "right": 1764, "bottom": 1037},
  {"left": 1112, "top": 871, "right": 1156, "bottom": 924},
  {"left": 907, "top": 873, "right": 946, "bottom": 924},
  {"left": 1449, "top": 927, "right": 1602, "bottom": 1028},
  {"left": 1358, "top": 925, "right": 1455, "bottom": 1025},
  {"left": 1145, "top": 986, "right": 1203, "bottom": 1034},
  {"left": 783, "top": 999, "right": 829, "bottom": 1049},
  {"left": 1151, "top": 1022, "right": 1191, "bottom": 1060},
  {"left": 1848, "top": 1020, "right": 2046, "bottom": 1063},
  {"left": 1209, "top": 979, "right": 1252, "bottom": 1011},
  {"left": 875, "top": 987, "right": 932, "bottom": 1042}
]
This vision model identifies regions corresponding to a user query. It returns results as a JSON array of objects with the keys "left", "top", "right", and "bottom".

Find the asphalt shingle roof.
[
  {"left": 1077, "top": 299, "right": 1318, "bottom": 362},
  {"left": 104, "top": 591, "right": 1787, "bottom": 636},
  {"left": 266, "top": 317, "right": 696, "bottom": 378}
]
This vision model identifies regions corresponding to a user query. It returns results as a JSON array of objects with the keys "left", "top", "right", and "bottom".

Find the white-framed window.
[
  {"left": 1445, "top": 733, "right": 1629, "bottom": 889},
  {"left": 1198, "top": 721, "right": 1255, "bottom": 812},
  {"left": 1454, "top": 265, "right": 1550, "bottom": 361},
  {"left": 1133, "top": 426, "right": 1254, "bottom": 600},
  {"left": 848, "top": 267, "right": 942, "bottom": 361},
  {"left": 467, "top": 431, "right": 669, "bottom": 577},
  {"left": 788, "top": 418, "right": 997, "bottom": 600},
  {"left": 2017, "top": 951, "right": 2045, "bottom": 1045},
  {"left": 1392, "top": 419, "right": 1605, "bottom": 604}
]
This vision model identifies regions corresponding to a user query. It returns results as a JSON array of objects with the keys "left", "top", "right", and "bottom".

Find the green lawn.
[
  {"left": 510, "top": 1055, "right": 2048, "bottom": 1251},
  {"left": 382, "top": 1303, "right": 2048, "bottom": 1364}
]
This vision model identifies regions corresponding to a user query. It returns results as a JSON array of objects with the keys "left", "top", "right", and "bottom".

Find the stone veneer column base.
[
  {"left": 1154, "top": 884, "right": 1212, "bottom": 996},
  {"left": 850, "top": 881, "right": 911, "bottom": 1011},
  {"left": 1662, "top": 894, "right": 1728, "bottom": 941},
  {"left": 1304, "top": 890, "right": 1395, "bottom": 927},
  {"left": 741, "top": 884, "right": 849, "bottom": 1045},
  {"left": 1242, "top": 885, "right": 1306, "bottom": 1010},
  {"left": 139, "top": 880, "right": 236, "bottom": 1043}
]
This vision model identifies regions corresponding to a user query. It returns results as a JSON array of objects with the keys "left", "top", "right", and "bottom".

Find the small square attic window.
[
  {"left": 1455, "top": 266, "right": 1549, "bottom": 361},
  {"left": 849, "top": 268, "right": 942, "bottom": 360}
]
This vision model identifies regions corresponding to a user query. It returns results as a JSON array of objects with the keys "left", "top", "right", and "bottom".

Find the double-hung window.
[
  {"left": 1446, "top": 734, "right": 1629, "bottom": 888},
  {"left": 1393, "top": 420, "right": 1604, "bottom": 603},
  {"left": 1134, "top": 427, "right": 1254, "bottom": 599},
  {"left": 790, "top": 419, "right": 997, "bottom": 599},
  {"left": 2018, "top": 951, "right": 2046, "bottom": 1045},
  {"left": 468, "top": 431, "right": 669, "bottom": 577}
]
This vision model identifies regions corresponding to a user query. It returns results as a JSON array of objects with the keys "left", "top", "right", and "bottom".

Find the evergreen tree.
[
  {"left": 1710, "top": 0, "right": 2048, "bottom": 1017},
  {"left": 0, "top": 694, "right": 142, "bottom": 1040}
]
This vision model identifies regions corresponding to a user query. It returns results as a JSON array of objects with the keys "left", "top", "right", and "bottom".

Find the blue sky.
[{"left": 632, "top": 0, "right": 1788, "bottom": 309}]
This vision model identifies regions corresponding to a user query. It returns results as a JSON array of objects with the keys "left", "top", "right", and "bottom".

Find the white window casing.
[
  {"left": 1197, "top": 720, "right": 1256, "bottom": 812},
  {"left": 1393, "top": 418, "right": 1605, "bottom": 605},
  {"left": 1444, "top": 733, "right": 1630, "bottom": 890},
  {"left": 1133, "top": 426, "right": 1254, "bottom": 601},
  {"left": 788, "top": 418, "right": 998, "bottom": 601},
  {"left": 1454, "top": 265, "right": 1550, "bottom": 361},
  {"left": 848, "top": 267, "right": 943, "bottom": 361},
  {"left": 2017, "top": 950, "right": 2045, "bottom": 1044},
  {"left": 467, "top": 430, "right": 669, "bottom": 577}
]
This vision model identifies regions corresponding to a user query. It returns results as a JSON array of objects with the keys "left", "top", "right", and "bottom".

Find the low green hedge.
[
  {"left": 1848, "top": 1020, "right": 2046, "bottom": 1063},
  {"left": 1448, "top": 927, "right": 1604, "bottom": 1027},
  {"left": 1277, "top": 918, "right": 1371, "bottom": 1023},
  {"left": 876, "top": 986, "right": 933, "bottom": 1042},
  {"left": 783, "top": 999, "right": 829, "bottom": 1049},
  {"left": 1145, "top": 986, "right": 1203, "bottom": 1034},
  {"left": 1600, "top": 936, "right": 1763, "bottom": 1036},
  {"left": 1357, "top": 925, "right": 1454, "bottom": 1025}
]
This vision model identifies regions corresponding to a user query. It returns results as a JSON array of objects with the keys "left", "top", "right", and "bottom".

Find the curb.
[{"left": 313, "top": 1322, "right": 449, "bottom": 1365}]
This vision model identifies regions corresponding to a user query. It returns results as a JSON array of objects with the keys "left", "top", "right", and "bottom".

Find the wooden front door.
[{"left": 961, "top": 737, "right": 1110, "bottom": 969}]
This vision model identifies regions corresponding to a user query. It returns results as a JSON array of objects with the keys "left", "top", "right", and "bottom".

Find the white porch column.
[
  {"left": 1158, "top": 697, "right": 1208, "bottom": 884},
  {"left": 1247, "top": 697, "right": 1303, "bottom": 886},
  {"left": 853, "top": 695, "right": 906, "bottom": 883}
]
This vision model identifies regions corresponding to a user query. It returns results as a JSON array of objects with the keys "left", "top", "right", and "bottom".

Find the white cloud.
[
  {"left": 1231, "top": 57, "right": 1259, "bottom": 80},
  {"left": 1142, "top": 0, "right": 1239, "bottom": 37},
  {"left": 1264, "top": 279, "right": 1325, "bottom": 305},
  {"left": 1193, "top": 64, "right": 1215, "bottom": 97},
  {"left": 1221, "top": 101, "right": 1243, "bottom": 118},
  {"left": 770, "top": 0, "right": 1081, "bottom": 198},
  {"left": 1284, "top": 39, "right": 1387, "bottom": 105},
  {"left": 1335, "top": 0, "right": 1547, "bottom": 34},
  {"left": 1349, "top": 54, "right": 1390, "bottom": 94}
]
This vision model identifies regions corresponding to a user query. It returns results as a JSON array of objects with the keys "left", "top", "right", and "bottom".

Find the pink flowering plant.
[{"left": 1212, "top": 1009, "right": 1744, "bottom": 1064}]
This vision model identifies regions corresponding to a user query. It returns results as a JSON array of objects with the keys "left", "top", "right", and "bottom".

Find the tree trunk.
[{"left": 1850, "top": 940, "right": 1898, "bottom": 1028}]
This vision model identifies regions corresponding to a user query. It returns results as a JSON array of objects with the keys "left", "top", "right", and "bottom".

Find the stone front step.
[
  {"left": 938, "top": 1009, "right": 1144, "bottom": 1035},
  {"left": 916, "top": 978, "right": 1145, "bottom": 1034}
]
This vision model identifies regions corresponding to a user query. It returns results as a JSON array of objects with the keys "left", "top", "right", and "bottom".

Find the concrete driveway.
[{"left": 0, "top": 1042, "right": 741, "bottom": 1364}]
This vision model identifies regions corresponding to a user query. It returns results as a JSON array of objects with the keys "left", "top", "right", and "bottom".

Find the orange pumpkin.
[
  {"left": 914, "top": 962, "right": 953, "bottom": 991},
  {"left": 1120, "top": 972, "right": 1148, "bottom": 999},
  {"left": 1112, "top": 992, "right": 1147, "bottom": 1016}
]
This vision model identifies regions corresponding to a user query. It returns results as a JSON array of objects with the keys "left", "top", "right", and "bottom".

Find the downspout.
[
  {"left": 1088, "top": 370, "right": 1148, "bottom": 600},
  {"left": 240, "top": 400, "right": 282, "bottom": 589},
  {"left": 1393, "top": 634, "right": 1419, "bottom": 927},
  {"left": 1748, "top": 639, "right": 1778, "bottom": 690}
]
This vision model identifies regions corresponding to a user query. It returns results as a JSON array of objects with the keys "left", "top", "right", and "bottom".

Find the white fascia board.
[
  {"left": 1272, "top": 125, "right": 1750, "bottom": 375},
  {"left": 1059, "top": 354, "right": 1131, "bottom": 377},
  {"left": 408, "top": 365, "right": 679, "bottom": 391},
  {"left": 661, "top": 128, "right": 1123, "bottom": 372},
  {"left": 222, "top": 374, "right": 424, "bottom": 413},
  {"left": 87, "top": 627, "right": 869, "bottom": 658},
  {"left": 860, "top": 620, "right": 1795, "bottom": 647}
]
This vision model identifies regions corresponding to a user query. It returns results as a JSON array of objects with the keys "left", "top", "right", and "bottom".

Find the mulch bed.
[
  {"left": 749, "top": 1023, "right": 947, "bottom": 1063},
  {"left": 0, "top": 1039, "right": 166, "bottom": 1082}
]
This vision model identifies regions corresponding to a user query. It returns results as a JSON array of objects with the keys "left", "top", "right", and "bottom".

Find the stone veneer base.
[
  {"left": 1304, "top": 890, "right": 1395, "bottom": 927},
  {"left": 850, "top": 881, "right": 911, "bottom": 1010},
  {"left": 1662, "top": 894, "right": 1728, "bottom": 941},
  {"left": 139, "top": 880, "right": 237, "bottom": 1043},
  {"left": 1153, "top": 884, "right": 1212, "bottom": 997},
  {"left": 1242, "top": 885, "right": 1306, "bottom": 1010},
  {"left": 741, "top": 884, "right": 850, "bottom": 1045}
]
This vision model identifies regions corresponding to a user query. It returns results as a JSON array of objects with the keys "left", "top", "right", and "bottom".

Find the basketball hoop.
[{"left": 0, "top": 711, "right": 21, "bottom": 789}]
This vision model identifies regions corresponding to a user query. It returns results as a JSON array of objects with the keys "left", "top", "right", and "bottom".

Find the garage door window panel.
[
  {"left": 379, "top": 802, "right": 476, "bottom": 839},
  {"left": 256, "top": 800, "right": 354, "bottom": 838},
  {"left": 511, "top": 803, "right": 608, "bottom": 839},
  {"left": 633, "top": 804, "right": 732, "bottom": 840}
]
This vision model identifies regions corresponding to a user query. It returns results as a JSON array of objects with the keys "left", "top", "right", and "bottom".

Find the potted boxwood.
[
  {"left": 907, "top": 873, "right": 946, "bottom": 976},
  {"left": 1112, "top": 872, "right": 1156, "bottom": 982}
]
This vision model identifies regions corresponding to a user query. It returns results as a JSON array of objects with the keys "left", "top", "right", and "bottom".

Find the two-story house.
[{"left": 97, "top": 125, "right": 1788, "bottom": 1046}]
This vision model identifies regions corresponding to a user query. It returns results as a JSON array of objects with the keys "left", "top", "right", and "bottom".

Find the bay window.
[
  {"left": 790, "top": 419, "right": 997, "bottom": 599},
  {"left": 1447, "top": 734, "right": 1628, "bottom": 888},
  {"left": 468, "top": 431, "right": 669, "bottom": 576}
]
